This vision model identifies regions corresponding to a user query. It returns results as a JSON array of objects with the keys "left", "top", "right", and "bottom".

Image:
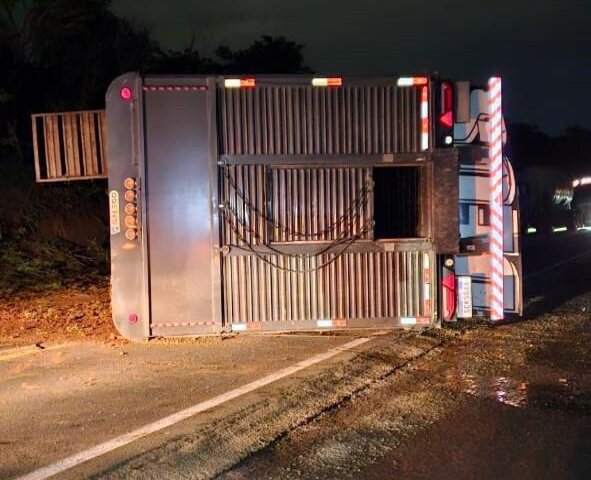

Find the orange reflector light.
[
  {"left": 125, "top": 229, "right": 137, "bottom": 241},
  {"left": 124, "top": 215, "right": 137, "bottom": 228},
  {"left": 224, "top": 78, "right": 256, "bottom": 88},
  {"left": 312, "top": 77, "right": 342, "bottom": 87},
  {"left": 124, "top": 190, "right": 136, "bottom": 202},
  {"left": 397, "top": 77, "right": 429, "bottom": 87},
  {"left": 124, "top": 203, "right": 136, "bottom": 215},
  {"left": 123, "top": 177, "right": 136, "bottom": 189}
]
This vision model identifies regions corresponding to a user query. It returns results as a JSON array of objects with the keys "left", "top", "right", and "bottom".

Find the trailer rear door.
[{"left": 142, "top": 78, "right": 220, "bottom": 336}]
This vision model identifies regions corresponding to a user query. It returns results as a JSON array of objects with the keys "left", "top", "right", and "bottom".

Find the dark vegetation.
[
  {"left": 0, "top": 0, "right": 309, "bottom": 292},
  {"left": 0, "top": 1, "right": 589, "bottom": 293}
]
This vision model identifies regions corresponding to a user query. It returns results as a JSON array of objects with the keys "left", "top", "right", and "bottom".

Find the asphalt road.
[
  {"left": 0, "top": 334, "right": 368, "bottom": 479},
  {"left": 1, "top": 230, "right": 589, "bottom": 479},
  {"left": 222, "top": 232, "right": 591, "bottom": 480},
  {"left": 522, "top": 229, "right": 591, "bottom": 314}
]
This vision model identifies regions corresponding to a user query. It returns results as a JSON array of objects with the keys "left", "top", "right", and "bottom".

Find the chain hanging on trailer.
[
  {"left": 225, "top": 213, "right": 374, "bottom": 273},
  {"left": 221, "top": 165, "right": 371, "bottom": 239},
  {"left": 223, "top": 191, "right": 369, "bottom": 258}
]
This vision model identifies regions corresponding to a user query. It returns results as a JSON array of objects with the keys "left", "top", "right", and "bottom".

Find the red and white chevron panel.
[{"left": 488, "top": 77, "right": 504, "bottom": 321}]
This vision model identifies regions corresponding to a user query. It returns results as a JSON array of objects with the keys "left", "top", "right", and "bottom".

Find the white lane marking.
[{"left": 16, "top": 337, "right": 371, "bottom": 480}]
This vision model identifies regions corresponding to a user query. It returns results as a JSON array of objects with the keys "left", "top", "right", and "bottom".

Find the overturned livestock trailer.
[{"left": 32, "top": 73, "right": 522, "bottom": 339}]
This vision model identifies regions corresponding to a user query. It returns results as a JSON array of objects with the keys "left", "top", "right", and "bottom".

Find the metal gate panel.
[
  {"left": 269, "top": 167, "right": 372, "bottom": 242},
  {"left": 143, "top": 79, "right": 219, "bottom": 336},
  {"left": 222, "top": 250, "right": 431, "bottom": 328},
  {"left": 220, "top": 162, "right": 433, "bottom": 330},
  {"left": 218, "top": 84, "right": 421, "bottom": 155},
  {"left": 31, "top": 110, "right": 107, "bottom": 182},
  {"left": 221, "top": 165, "right": 373, "bottom": 245}
]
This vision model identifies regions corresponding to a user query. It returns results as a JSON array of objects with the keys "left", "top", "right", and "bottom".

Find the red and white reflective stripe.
[
  {"left": 152, "top": 321, "right": 216, "bottom": 328},
  {"left": 317, "top": 319, "right": 347, "bottom": 328},
  {"left": 421, "top": 86, "right": 429, "bottom": 151},
  {"left": 312, "top": 77, "right": 342, "bottom": 87},
  {"left": 224, "top": 78, "right": 256, "bottom": 88},
  {"left": 397, "top": 77, "right": 428, "bottom": 87},
  {"left": 423, "top": 252, "right": 431, "bottom": 315},
  {"left": 488, "top": 77, "right": 504, "bottom": 321},
  {"left": 400, "top": 316, "right": 431, "bottom": 326},
  {"left": 143, "top": 85, "right": 208, "bottom": 92},
  {"left": 231, "top": 322, "right": 262, "bottom": 331}
]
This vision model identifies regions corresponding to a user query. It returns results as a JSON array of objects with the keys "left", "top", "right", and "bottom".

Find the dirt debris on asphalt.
[
  {"left": 85, "top": 332, "right": 443, "bottom": 480},
  {"left": 220, "top": 297, "right": 591, "bottom": 480},
  {"left": 2, "top": 296, "right": 588, "bottom": 479},
  {"left": 70, "top": 294, "right": 589, "bottom": 480},
  {"left": 0, "top": 279, "right": 117, "bottom": 346}
]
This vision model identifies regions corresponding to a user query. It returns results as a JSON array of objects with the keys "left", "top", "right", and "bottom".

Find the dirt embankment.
[
  {"left": 0, "top": 280, "right": 116, "bottom": 345},
  {"left": 0, "top": 161, "right": 114, "bottom": 344}
]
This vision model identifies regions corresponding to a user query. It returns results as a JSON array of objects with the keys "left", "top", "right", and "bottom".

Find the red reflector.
[
  {"left": 440, "top": 81, "right": 453, "bottom": 127},
  {"left": 120, "top": 86, "right": 133, "bottom": 101},
  {"left": 441, "top": 274, "right": 456, "bottom": 321},
  {"left": 128, "top": 313, "right": 138, "bottom": 324},
  {"left": 440, "top": 110, "right": 454, "bottom": 128}
]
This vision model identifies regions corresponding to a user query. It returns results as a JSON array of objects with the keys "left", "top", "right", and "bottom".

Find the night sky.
[{"left": 113, "top": 0, "right": 590, "bottom": 134}]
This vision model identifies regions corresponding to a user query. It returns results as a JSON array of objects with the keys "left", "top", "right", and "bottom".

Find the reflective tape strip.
[
  {"left": 312, "top": 77, "right": 342, "bottom": 87},
  {"left": 421, "top": 86, "right": 429, "bottom": 151},
  {"left": 231, "top": 322, "right": 261, "bottom": 332},
  {"left": 142, "top": 85, "right": 208, "bottom": 92},
  {"left": 423, "top": 252, "right": 431, "bottom": 315},
  {"left": 152, "top": 322, "right": 216, "bottom": 328},
  {"left": 397, "top": 77, "right": 428, "bottom": 87},
  {"left": 400, "top": 317, "right": 416, "bottom": 325},
  {"left": 224, "top": 78, "right": 256, "bottom": 88},
  {"left": 317, "top": 319, "right": 347, "bottom": 328},
  {"left": 488, "top": 77, "right": 504, "bottom": 321}
]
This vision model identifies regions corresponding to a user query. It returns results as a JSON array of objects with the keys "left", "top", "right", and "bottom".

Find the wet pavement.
[
  {"left": 214, "top": 232, "right": 591, "bottom": 480},
  {"left": 1, "top": 231, "right": 590, "bottom": 479},
  {"left": 362, "top": 398, "right": 590, "bottom": 480},
  {"left": 222, "top": 308, "right": 591, "bottom": 480}
]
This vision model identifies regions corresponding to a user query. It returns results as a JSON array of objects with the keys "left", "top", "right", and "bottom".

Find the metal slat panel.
[
  {"left": 62, "top": 114, "right": 77, "bottom": 176},
  {"left": 219, "top": 84, "right": 422, "bottom": 155},
  {"left": 43, "top": 116, "right": 57, "bottom": 178},
  {"left": 222, "top": 249, "right": 431, "bottom": 325},
  {"left": 219, "top": 160, "right": 433, "bottom": 328},
  {"left": 80, "top": 112, "right": 96, "bottom": 175}
]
